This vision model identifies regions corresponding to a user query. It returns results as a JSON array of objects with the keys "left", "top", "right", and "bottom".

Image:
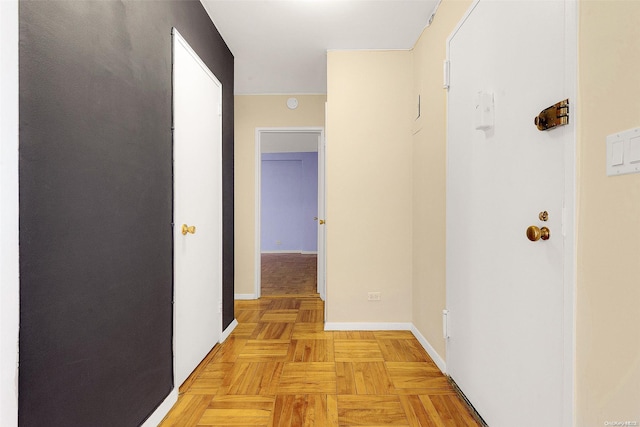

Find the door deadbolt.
[{"left": 539, "top": 211, "right": 549, "bottom": 221}]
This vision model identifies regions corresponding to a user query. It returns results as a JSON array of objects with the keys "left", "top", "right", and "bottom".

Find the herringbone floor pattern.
[{"left": 160, "top": 295, "right": 481, "bottom": 426}]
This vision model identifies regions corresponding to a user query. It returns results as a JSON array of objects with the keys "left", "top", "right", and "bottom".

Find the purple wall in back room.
[{"left": 261, "top": 152, "right": 318, "bottom": 252}]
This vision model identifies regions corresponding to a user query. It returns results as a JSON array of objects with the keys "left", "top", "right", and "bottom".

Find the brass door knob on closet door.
[
  {"left": 526, "top": 225, "right": 550, "bottom": 241},
  {"left": 319, "top": 220, "right": 325, "bottom": 225},
  {"left": 181, "top": 224, "right": 196, "bottom": 235}
]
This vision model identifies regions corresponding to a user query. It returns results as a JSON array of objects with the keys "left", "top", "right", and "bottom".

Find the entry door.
[
  {"left": 446, "top": 1, "right": 573, "bottom": 425},
  {"left": 173, "top": 29, "right": 223, "bottom": 387}
]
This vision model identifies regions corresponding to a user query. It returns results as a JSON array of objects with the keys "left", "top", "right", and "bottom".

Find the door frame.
[
  {"left": 444, "top": 1, "right": 577, "bottom": 425},
  {"left": 254, "top": 127, "right": 326, "bottom": 300}
]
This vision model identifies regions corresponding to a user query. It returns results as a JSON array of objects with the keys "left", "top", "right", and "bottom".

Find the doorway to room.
[{"left": 255, "top": 128, "right": 326, "bottom": 300}]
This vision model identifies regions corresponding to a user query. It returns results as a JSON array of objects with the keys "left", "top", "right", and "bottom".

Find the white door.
[
  {"left": 173, "top": 29, "right": 223, "bottom": 387},
  {"left": 446, "top": 1, "right": 574, "bottom": 426}
]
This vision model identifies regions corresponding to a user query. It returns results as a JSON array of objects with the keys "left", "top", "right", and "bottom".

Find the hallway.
[{"left": 160, "top": 295, "right": 480, "bottom": 426}]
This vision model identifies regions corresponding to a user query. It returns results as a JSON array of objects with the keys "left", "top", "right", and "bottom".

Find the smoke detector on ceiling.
[{"left": 286, "top": 97, "right": 298, "bottom": 110}]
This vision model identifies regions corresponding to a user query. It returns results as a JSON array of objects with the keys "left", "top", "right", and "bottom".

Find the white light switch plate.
[{"left": 606, "top": 127, "right": 640, "bottom": 176}]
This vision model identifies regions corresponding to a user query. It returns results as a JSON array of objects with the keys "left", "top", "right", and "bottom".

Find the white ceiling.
[{"left": 200, "top": 0, "right": 441, "bottom": 95}]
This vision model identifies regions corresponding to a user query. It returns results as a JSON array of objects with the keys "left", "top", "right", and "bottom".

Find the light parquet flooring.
[{"left": 160, "top": 296, "right": 481, "bottom": 427}]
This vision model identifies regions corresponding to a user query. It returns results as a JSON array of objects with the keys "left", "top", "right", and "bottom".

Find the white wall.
[{"left": 0, "top": 1, "right": 20, "bottom": 425}]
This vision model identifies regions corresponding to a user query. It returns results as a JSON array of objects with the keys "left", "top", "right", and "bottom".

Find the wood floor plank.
[
  {"left": 236, "top": 340, "right": 290, "bottom": 362},
  {"left": 249, "top": 322, "right": 294, "bottom": 340},
  {"left": 448, "top": 394, "right": 482, "bottom": 426},
  {"left": 288, "top": 339, "right": 335, "bottom": 362},
  {"left": 373, "top": 331, "right": 416, "bottom": 340},
  {"left": 377, "top": 339, "right": 431, "bottom": 363},
  {"left": 277, "top": 362, "right": 337, "bottom": 394},
  {"left": 210, "top": 337, "right": 247, "bottom": 363},
  {"left": 260, "top": 309, "right": 299, "bottom": 323},
  {"left": 337, "top": 395, "right": 409, "bottom": 426},
  {"left": 197, "top": 408, "right": 271, "bottom": 426},
  {"left": 334, "top": 331, "right": 377, "bottom": 340},
  {"left": 292, "top": 323, "right": 333, "bottom": 340},
  {"left": 296, "top": 309, "right": 324, "bottom": 323},
  {"left": 336, "top": 362, "right": 395, "bottom": 395},
  {"left": 236, "top": 309, "right": 264, "bottom": 323},
  {"left": 217, "top": 361, "right": 284, "bottom": 396},
  {"left": 386, "top": 363, "right": 454, "bottom": 394},
  {"left": 398, "top": 395, "right": 441, "bottom": 427},
  {"left": 231, "top": 322, "right": 258, "bottom": 339},
  {"left": 334, "top": 340, "right": 384, "bottom": 362},
  {"left": 159, "top": 394, "right": 212, "bottom": 427},
  {"left": 271, "top": 394, "right": 329, "bottom": 427}
]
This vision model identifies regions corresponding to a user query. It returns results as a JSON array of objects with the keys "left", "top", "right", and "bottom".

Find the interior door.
[
  {"left": 446, "top": 1, "right": 573, "bottom": 425},
  {"left": 173, "top": 29, "right": 223, "bottom": 387}
]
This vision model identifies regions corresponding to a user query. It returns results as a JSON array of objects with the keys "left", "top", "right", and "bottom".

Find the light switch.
[
  {"left": 606, "top": 127, "right": 640, "bottom": 176},
  {"left": 611, "top": 140, "right": 624, "bottom": 166},
  {"left": 629, "top": 136, "right": 640, "bottom": 164}
]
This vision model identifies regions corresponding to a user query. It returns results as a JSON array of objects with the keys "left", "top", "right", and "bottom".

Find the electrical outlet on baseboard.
[{"left": 367, "top": 292, "right": 381, "bottom": 301}]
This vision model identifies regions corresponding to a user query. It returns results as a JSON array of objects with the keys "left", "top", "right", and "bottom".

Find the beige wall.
[
  {"left": 325, "top": 50, "right": 413, "bottom": 323},
  {"left": 577, "top": 1, "right": 640, "bottom": 424},
  {"left": 410, "top": 0, "right": 472, "bottom": 362},
  {"left": 234, "top": 95, "right": 326, "bottom": 295}
]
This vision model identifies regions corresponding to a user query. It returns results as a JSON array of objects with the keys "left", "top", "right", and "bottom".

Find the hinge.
[
  {"left": 442, "top": 309, "right": 450, "bottom": 339},
  {"left": 443, "top": 60, "right": 450, "bottom": 90}
]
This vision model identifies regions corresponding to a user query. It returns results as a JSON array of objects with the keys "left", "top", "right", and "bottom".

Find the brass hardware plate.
[
  {"left": 319, "top": 219, "right": 325, "bottom": 225},
  {"left": 526, "top": 225, "right": 550, "bottom": 242},
  {"left": 539, "top": 211, "right": 549, "bottom": 221},
  {"left": 181, "top": 224, "right": 196, "bottom": 235},
  {"left": 535, "top": 99, "right": 569, "bottom": 131}
]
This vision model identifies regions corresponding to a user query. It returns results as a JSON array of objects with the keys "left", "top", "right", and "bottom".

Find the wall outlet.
[{"left": 367, "top": 292, "right": 381, "bottom": 301}]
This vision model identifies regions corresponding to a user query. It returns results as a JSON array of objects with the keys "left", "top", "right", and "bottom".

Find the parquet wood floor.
[
  {"left": 160, "top": 296, "right": 481, "bottom": 427},
  {"left": 261, "top": 254, "right": 317, "bottom": 296}
]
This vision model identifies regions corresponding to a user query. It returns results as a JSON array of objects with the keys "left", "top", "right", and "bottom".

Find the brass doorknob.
[
  {"left": 526, "top": 225, "right": 550, "bottom": 241},
  {"left": 319, "top": 219, "right": 325, "bottom": 225},
  {"left": 181, "top": 224, "right": 196, "bottom": 235}
]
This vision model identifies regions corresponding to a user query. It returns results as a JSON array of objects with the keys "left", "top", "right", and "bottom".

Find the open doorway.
[{"left": 255, "top": 128, "right": 326, "bottom": 300}]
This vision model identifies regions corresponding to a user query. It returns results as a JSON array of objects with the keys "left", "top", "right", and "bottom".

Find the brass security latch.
[{"left": 534, "top": 99, "right": 569, "bottom": 131}]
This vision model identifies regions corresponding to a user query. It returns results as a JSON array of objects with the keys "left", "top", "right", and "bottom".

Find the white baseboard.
[
  {"left": 324, "top": 322, "right": 412, "bottom": 331},
  {"left": 220, "top": 319, "right": 238, "bottom": 342},
  {"left": 234, "top": 293, "right": 257, "bottom": 300},
  {"left": 141, "top": 388, "right": 178, "bottom": 427},
  {"left": 411, "top": 324, "right": 447, "bottom": 374},
  {"left": 301, "top": 251, "right": 318, "bottom": 255}
]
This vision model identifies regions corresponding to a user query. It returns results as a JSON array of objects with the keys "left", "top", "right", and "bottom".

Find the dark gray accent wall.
[{"left": 18, "top": 1, "right": 234, "bottom": 425}]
